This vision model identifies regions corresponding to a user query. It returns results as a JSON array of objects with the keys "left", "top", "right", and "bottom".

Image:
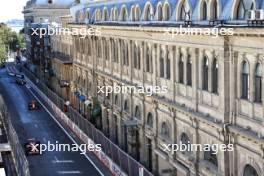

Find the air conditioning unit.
[
  {"left": 255, "top": 10, "right": 264, "bottom": 20},
  {"left": 246, "top": 10, "right": 255, "bottom": 21}
]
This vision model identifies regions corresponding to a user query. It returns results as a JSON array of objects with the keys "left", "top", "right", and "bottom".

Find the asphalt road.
[{"left": 0, "top": 65, "right": 106, "bottom": 176}]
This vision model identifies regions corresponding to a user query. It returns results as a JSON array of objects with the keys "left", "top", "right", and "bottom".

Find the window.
[
  {"left": 104, "top": 39, "right": 109, "bottom": 60},
  {"left": 122, "top": 41, "right": 129, "bottom": 66},
  {"left": 145, "top": 4, "right": 153, "bottom": 21},
  {"left": 95, "top": 9, "right": 101, "bottom": 21},
  {"left": 201, "top": 0, "right": 208, "bottom": 20},
  {"left": 135, "top": 106, "right": 141, "bottom": 119},
  {"left": 124, "top": 100, "right": 129, "bottom": 112},
  {"left": 161, "top": 122, "right": 170, "bottom": 138},
  {"left": 126, "top": 42, "right": 129, "bottom": 66},
  {"left": 160, "top": 51, "right": 165, "bottom": 78},
  {"left": 179, "top": 0, "right": 191, "bottom": 21},
  {"left": 211, "top": 0, "right": 218, "bottom": 20},
  {"left": 86, "top": 11, "right": 91, "bottom": 21},
  {"left": 146, "top": 46, "right": 151, "bottom": 73},
  {"left": 255, "top": 63, "right": 262, "bottom": 103},
  {"left": 243, "top": 165, "right": 259, "bottom": 176},
  {"left": 146, "top": 113, "right": 153, "bottom": 128},
  {"left": 120, "top": 6, "right": 128, "bottom": 21},
  {"left": 135, "top": 6, "right": 141, "bottom": 21},
  {"left": 114, "top": 95, "right": 119, "bottom": 105},
  {"left": 202, "top": 56, "right": 209, "bottom": 91},
  {"left": 134, "top": 44, "right": 138, "bottom": 69},
  {"left": 212, "top": 58, "right": 218, "bottom": 94},
  {"left": 163, "top": 3, "right": 171, "bottom": 21},
  {"left": 204, "top": 149, "right": 218, "bottom": 167},
  {"left": 157, "top": 4, "right": 163, "bottom": 21},
  {"left": 179, "top": 54, "right": 184, "bottom": 84},
  {"left": 237, "top": 0, "right": 254, "bottom": 20},
  {"left": 241, "top": 61, "right": 249, "bottom": 99},
  {"left": 166, "top": 54, "right": 171, "bottom": 79},
  {"left": 180, "top": 133, "right": 191, "bottom": 153},
  {"left": 138, "top": 46, "right": 141, "bottom": 69},
  {"left": 111, "top": 8, "right": 118, "bottom": 21},
  {"left": 187, "top": 55, "right": 192, "bottom": 86},
  {"left": 103, "top": 8, "right": 108, "bottom": 21},
  {"left": 134, "top": 44, "right": 141, "bottom": 70}
]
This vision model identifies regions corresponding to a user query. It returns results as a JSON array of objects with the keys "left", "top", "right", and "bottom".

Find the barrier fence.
[
  {"left": 22, "top": 67, "right": 153, "bottom": 176},
  {"left": 0, "top": 97, "right": 31, "bottom": 176}
]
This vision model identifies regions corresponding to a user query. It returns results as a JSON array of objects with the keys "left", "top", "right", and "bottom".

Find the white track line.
[{"left": 26, "top": 86, "right": 105, "bottom": 176}]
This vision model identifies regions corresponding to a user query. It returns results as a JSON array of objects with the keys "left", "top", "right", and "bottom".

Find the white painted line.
[
  {"left": 54, "top": 156, "right": 59, "bottom": 162},
  {"left": 26, "top": 86, "right": 105, "bottom": 176},
  {"left": 57, "top": 171, "right": 81, "bottom": 174},
  {"left": 53, "top": 160, "right": 74, "bottom": 164}
]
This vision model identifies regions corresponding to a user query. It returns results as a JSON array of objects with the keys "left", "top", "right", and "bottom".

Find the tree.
[
  {"left": 0, "top": 40, "right": 7, "bottom": 63},
  {"left": 0, "top": 23, "right": 25, "bottom": 62}
]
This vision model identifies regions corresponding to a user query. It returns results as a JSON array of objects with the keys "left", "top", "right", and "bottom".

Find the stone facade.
[{"left": 29, "top": 0, "right": 264, "bottom": 175}]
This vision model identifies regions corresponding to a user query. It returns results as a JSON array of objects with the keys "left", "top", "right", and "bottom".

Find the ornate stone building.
[{"left": 48, "top": 0, "right": 264, "bottom": 176}]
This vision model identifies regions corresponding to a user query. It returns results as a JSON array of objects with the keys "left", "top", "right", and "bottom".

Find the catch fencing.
[
  {"left": 0, "top": 97, "right": 31, "bottom": 176},
  {"left": 22, "top": 67, "right": 153, "bottom": 176}
]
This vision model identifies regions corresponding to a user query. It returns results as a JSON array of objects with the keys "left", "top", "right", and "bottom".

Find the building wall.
[{"left": 50, "top": 23, "right": 264, "bottom": 176}]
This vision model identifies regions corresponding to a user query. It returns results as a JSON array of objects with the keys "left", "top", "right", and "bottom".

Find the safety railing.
[
  {"left": 22, "top": 67, "right": 153, "bottom": 176},
  {"left": 0, "top": 97, "right": 31, "bottom": 176}
]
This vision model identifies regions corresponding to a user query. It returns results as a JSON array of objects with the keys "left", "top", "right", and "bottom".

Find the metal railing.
[
  {"left": 22, "top": 67, "right": 153, "bottom": 176},
  {"left": 0, "top": 97, "right": 30, "bottom": 176}
]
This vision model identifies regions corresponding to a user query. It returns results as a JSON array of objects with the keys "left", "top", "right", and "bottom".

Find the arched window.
[
  {"left": 161, "top": 122, "right": 170, "bottom": 138},
  {"left": 179, "top": 53, "right": 184, "bottom": 84},
  {"left": 180, "top": 133, "right": 191, "bottom": 153},
  {"left": 241, "top": 61, "right": 249, "bottom": 99},
  {"left": 160, "top": 51, "right": 165, "bottom": 78},
  {"left": 131, "top": 6, "right": 136, "bottom": 21},
  {"left": 120, "top": 6, "right": 128, "bottom": 21},
  {"left": 202, "top": 56, "right": 209, "bottom": 91},
  {"left": 163, "top": 3, "right": 171, "bottom": 21},
  {"left": 211, "top": 0, "right": 218, "bottom": 20},
  {"left": 201, "top": 0, "right": 208, "bottom": 20},
  {"left": 204, "top": 149, "right": 218, "bottom": 167},
  {"left": 124, "top": 100, "right": 129, "bottom": 112},
  {"left": 187, "top": 55, "right": 192, "bottom": 86},
  {"left": 103, "top": 8, "right": 108, "bottom": 21},
  {"left": 145, "top": 4, "right": 153, "bottom": 21},
  {"left": 179, "top": 0, "right": 191, "bottom": 21},
  {"left": 157, "top": 3, "right": 163, "bottom": 21},
  {"left": 212, "top": 58, "right": 218, "bottom": 94},
  {"left": 135, "top": 106, "right": 141, "bottom": 119},
  {"left": 86, "top": 11, "right": 91, "bottom": 21},
  {"left": 95, "top": 9, "right": 101, "bottom": 21},
  {"left": 135, "top": 6, "right": 141, "bottom": 21},
  {"left": 237, "top": 0, "right": 254, "bottom": 20},
  {"left": 146, "top": 113, "right": 153, "bottom": 128},
  {"left": 243, "top": 164, "right": 259, "bottom": 176},
  {"left": 255, "top": 63, "right": 262, "bottom": 103},
  {"left": 111, "top": 7, "right": 118, "bottom": 21}
]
